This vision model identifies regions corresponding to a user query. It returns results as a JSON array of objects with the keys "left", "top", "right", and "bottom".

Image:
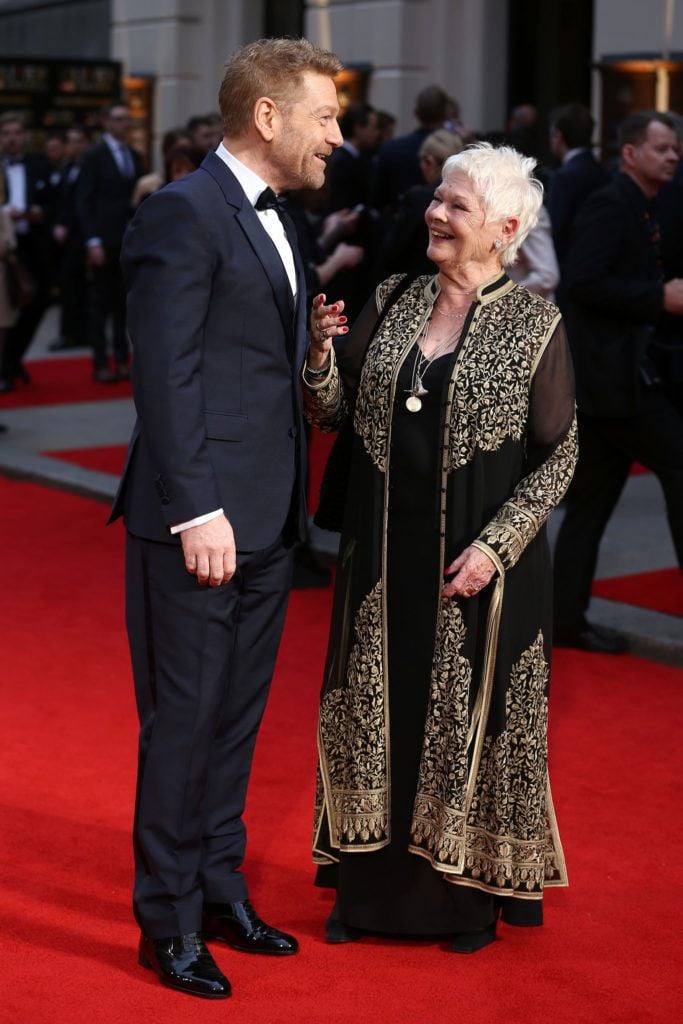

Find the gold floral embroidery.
[
  {"left": 411, "top": 631, "right": 565, "bottom": 895},
  {"left": 302, "top": 364, "right": 347, "bottom": 432},
  {"left": 411, "top": 600, "right": 472, "bottom": 862},
  {"left": 354, "top": 277, "right": 428, "bottom": 472},
  {"left": 447, "top": 289, "right": 560, "bottom": 470},
  {"left": 317, "top": 580, "right": 389, "bottom": 848},
  {"left": 478, "top": 416, "right": 578, "bottom": 569}
]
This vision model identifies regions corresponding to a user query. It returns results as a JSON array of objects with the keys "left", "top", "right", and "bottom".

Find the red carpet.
[
  {"left": 1, "top": 476, "right": 681, "bottom": 1023},
  {"left": 307, "top": 427, "right": 336, "bottom": 514},
  {"left": 0, "top": 358, "right": 132, "bottom": 408},
  {"left": 593, "top": 567, "right": 683, "bottom": 617},
  {"left": 45, "top": 444, "right": 128, "bottom": 476}
]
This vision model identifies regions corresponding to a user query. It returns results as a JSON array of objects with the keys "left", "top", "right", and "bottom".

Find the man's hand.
[
  {"left": 88, "top": 243, "right": 106, "bottom": 268},
  {"left": 442, "top": 545, "right": 497, "bottom": 600},
  {"left": 663, "top": 278, "right": 683, "bottom": 314},
  {"left": 180, "top": 515, "right": 236, "bottom": 587}
]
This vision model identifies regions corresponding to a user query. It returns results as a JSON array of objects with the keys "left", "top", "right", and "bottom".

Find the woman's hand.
[
  {"left": 308, "top": 293, "right": 348, "bottom": 370},
  {"left": 442, "top": 545, "right": 497, "bottom": 600}
]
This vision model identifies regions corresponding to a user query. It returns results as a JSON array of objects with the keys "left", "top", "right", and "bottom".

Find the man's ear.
[
  {"left": 254, "top": 97, "right": 278, "bottom": 142},
  {"left": 621, "top": 142, "right": 636, "bottom": 170}
]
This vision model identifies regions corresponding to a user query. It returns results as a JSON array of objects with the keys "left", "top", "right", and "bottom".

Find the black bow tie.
[
  {"left": 254, "top": 187, "right": 281, "bottom": 212},
  {"left": 7, "top": 156, "right": 24, "bottom": 166}
]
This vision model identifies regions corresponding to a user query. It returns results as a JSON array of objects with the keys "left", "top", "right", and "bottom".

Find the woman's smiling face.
[{"left": 425, "top": 169, "right": 503, "bottom": 269}]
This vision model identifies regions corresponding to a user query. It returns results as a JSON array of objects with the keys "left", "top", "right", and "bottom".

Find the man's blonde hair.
[{"left": 219, "top": 37, "right": 343, "bottom": 138}]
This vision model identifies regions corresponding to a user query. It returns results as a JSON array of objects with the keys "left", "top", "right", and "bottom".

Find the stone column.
[{"left": 305, "top": 0, "right": 507, "bottom": 135}]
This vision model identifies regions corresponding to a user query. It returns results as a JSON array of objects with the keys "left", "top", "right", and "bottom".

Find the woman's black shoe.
[
  {"left": 138, "top": 931, "right": 232, "bottom": 998},
  {"left": 325, "top": 914, "right": 363, "bottom": 944},
  {"left": 450, "top": 921, "right": 497, "bottom": 954}
]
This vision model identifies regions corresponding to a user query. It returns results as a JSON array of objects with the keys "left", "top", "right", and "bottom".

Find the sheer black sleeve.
[
  {"left": 302, "top": 275, "right": 403, "bottom": 432},
  {"left": 473, "top": 319, "right": 578, "bottom": 572}
]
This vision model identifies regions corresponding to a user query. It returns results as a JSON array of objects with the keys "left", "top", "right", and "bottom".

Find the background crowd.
[{"left": 1, "top": 86, "right": 682, "bottom": 651}]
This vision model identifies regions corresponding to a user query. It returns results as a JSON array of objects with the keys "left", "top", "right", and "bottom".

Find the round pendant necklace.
[{"left": 405, "top": 322, "right": 462, "bottom": 412}]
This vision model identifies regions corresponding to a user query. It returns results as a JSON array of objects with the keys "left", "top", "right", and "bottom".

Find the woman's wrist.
[
  {"left": 303, "top": 346, "right": 335, "bottom": 388},
  {"left": 306, "top": 347, "right": 331, "bottom": 372}
]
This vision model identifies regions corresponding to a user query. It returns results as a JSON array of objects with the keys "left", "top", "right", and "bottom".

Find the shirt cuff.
[
  {"left": 170, "top": 508, "right": 224, "bottom": 535},
  {"left": 86, "top": 237, "right": 103, "bottom": 248}
]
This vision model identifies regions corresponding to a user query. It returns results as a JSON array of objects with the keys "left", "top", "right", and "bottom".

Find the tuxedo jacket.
[
  {"left": 75, "top": 140, "right": 143, "bottom": 248},
  {"left": 548, "top": 149, "right": 609, "bottom": 265},
  {"left": 326, "top": 146, "right": 372, "bottom": 211},
  {"left": 371, "top": 127, "right": 431, "bottom": 211},
  {"left": 0, "top": 154, "right": 55, "bottom": 248},
  {"left": 110, "top": 151, "right": 308, "bottom": 551},
  {"left": 563, "top": 172, "right": 664, "bottom": 417}
]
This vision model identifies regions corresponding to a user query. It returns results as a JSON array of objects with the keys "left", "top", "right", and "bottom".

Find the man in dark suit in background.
[
  {"left": 111, "top": 37, "right": 343, "bottom": 999},
  {"left": 0, "top": 112, "right": 54, "bottom": 390},
  {"left": 548, "top": 103, "right": 610, "bottom": 272},
  {"left": 50, "top": 125, "right": 90, "bottom": 351},
  {"left": 371, "top": 84, "right": 449, "bottom": 213},
  {"left": 553, "top": 111, "right": 683, "bottom": 652},
  {"left": 325, "top": 102, "right": 380, "bottom": 318},
  {"left": 75, "top": 102, "right": 142, "bottom": 382}
]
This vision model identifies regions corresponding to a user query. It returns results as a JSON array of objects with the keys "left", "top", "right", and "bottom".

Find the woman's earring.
[{"left": 493, "top": 239, "right": 502, "bottom": 250}]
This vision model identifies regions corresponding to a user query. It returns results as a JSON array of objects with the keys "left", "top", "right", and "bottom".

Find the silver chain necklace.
[{"left": 405, "top": 322, "right": 462, "bottom": 413}]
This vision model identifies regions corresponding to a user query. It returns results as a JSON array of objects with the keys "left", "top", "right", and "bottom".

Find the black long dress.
[
  {"left": 308, "top": 274, "right": 576, "bottom": 934},
  {"left": 333, "top": 349, "right": 494, "bottom": 932}
]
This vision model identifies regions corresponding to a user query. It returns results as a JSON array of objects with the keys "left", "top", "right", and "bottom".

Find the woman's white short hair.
[{"left": 441, "top": 142, "right": 543, "bottom": 267}]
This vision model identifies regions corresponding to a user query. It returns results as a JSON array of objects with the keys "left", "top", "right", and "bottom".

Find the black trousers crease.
[{"left": 125, "top": 531, "right": 293, "bottom": 938}]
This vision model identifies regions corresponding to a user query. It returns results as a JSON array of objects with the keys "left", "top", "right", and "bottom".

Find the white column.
[
  {"left": 111, "top": 0, "right": 265, "bottom": 167},
  {"left": 305, "top": 0, "right": 507, "bottom": 135}
]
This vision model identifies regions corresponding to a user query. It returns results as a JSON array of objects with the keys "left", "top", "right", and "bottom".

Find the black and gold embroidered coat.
[{"left": 304, "top": 273, "right": 577, "bottom": 903}]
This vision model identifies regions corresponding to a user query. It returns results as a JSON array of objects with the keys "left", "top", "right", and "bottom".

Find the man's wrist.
[{"left": 170, "top": 508, "right": 224, "bottom": 535}]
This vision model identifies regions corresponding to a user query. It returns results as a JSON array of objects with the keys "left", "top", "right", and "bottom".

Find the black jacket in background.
[
  {"left": 75, "top": 140, "right": 142, "bottom": 248},
  {"left": 563, "top": 172, "right": 663, "bottom": 418},
  {"left": 548, "top": 149, "right": 610, "bottom": 266}
]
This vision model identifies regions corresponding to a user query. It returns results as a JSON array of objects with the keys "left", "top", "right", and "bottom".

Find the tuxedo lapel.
[{"left": 201, "top": 153, "right": 296, "bottom": 343}]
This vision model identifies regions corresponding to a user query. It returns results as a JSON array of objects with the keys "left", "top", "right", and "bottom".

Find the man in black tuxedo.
[
  {"left": 111, "top": 37, "right": 343, "bottom": 999},
  {"left": 75, "top": 102, "right": 142, "bottom": 382},
  {"left": 0, "top": 112, "right": 54, "bottom": 389},
  {"left": 325, "top": 102, "right": 380, "bottom": 318},
  {"left": 51, "top": 126, "right": 90, "bottom": 351},
  {"left": 548, "top": 103, "right": 610, "bottom": 272},
  {"left": 553, "top": 111, "right": 683, "bottom": 653}
]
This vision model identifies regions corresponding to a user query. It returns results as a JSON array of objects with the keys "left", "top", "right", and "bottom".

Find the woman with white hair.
[{"left": 304, "top": 144, "right": 577, "bottom": 953}]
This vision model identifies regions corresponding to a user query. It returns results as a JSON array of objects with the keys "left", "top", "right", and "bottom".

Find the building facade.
[{"left": 1, "top": 0, "right": 682, "bottom": 164}]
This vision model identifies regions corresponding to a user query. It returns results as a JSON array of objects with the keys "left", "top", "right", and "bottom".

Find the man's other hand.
[{"left": 181, "top": 515, "right": 237, "bottom": 587}]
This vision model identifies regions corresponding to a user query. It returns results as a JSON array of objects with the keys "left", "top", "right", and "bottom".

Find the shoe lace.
[{"left": 181, "top": 932, "right": 205, "bottom": 957}]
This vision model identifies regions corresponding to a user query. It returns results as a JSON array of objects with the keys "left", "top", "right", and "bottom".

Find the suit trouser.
[
  {"left": 88, "top": 247, "right": 128, "bottom": 370},
  {"left": 553, "top": 389, "right": 683, "bottom": 634},
  {"left": 125, "top": 530, "right": 294, "bottom": 938},
  {"left": 1, "top": 233, "right": 51, "bottom": 377},
  {"left": 59, "top": 239, "right": 88, "bottom": 346}
]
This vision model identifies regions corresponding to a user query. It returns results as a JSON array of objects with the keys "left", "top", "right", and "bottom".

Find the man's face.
[
  {"left": 0, "top": 119, "right": 25, "bottom": 157},
  {"left": 625, "top": 121, "right": 679, "bottom": 194},
  {"left": 268, "top": 71, "right": 342, "bottom": 191},
  {"left": 356, "top": 111, "right": 381, "bottom": 153},
  {"left": 104, "top": 106, "right": 131, "bottom": 142},
  {"left": 45, "top": 137, "right": 64, "bottom": 166},
  {"left": 193, "top": 123, "right": 219, "bottom": 153},
  {"left": 65, "top": 129, "right": 88, "bottom": 161}
]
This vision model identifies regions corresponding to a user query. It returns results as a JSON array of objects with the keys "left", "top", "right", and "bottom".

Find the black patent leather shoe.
[
  {"left": 203, "top": 899, "right": 298, "bottom": 955},
  {"left": 138, "top": 931, "right": 231, "bottom": 999},
  {"left": 554, "top": 623, "right": 628, "bottom": 654},
  {"left": 450, "top": 920, "right": 497, "bottom": 954}
]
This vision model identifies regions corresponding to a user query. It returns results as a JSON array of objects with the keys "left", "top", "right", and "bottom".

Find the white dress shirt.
[
  {"left": 3, "top": 159, "right": 28, "bottom": 234},
  {"left": 170, "top": 144, "right": 297, "bottom": 535}
]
